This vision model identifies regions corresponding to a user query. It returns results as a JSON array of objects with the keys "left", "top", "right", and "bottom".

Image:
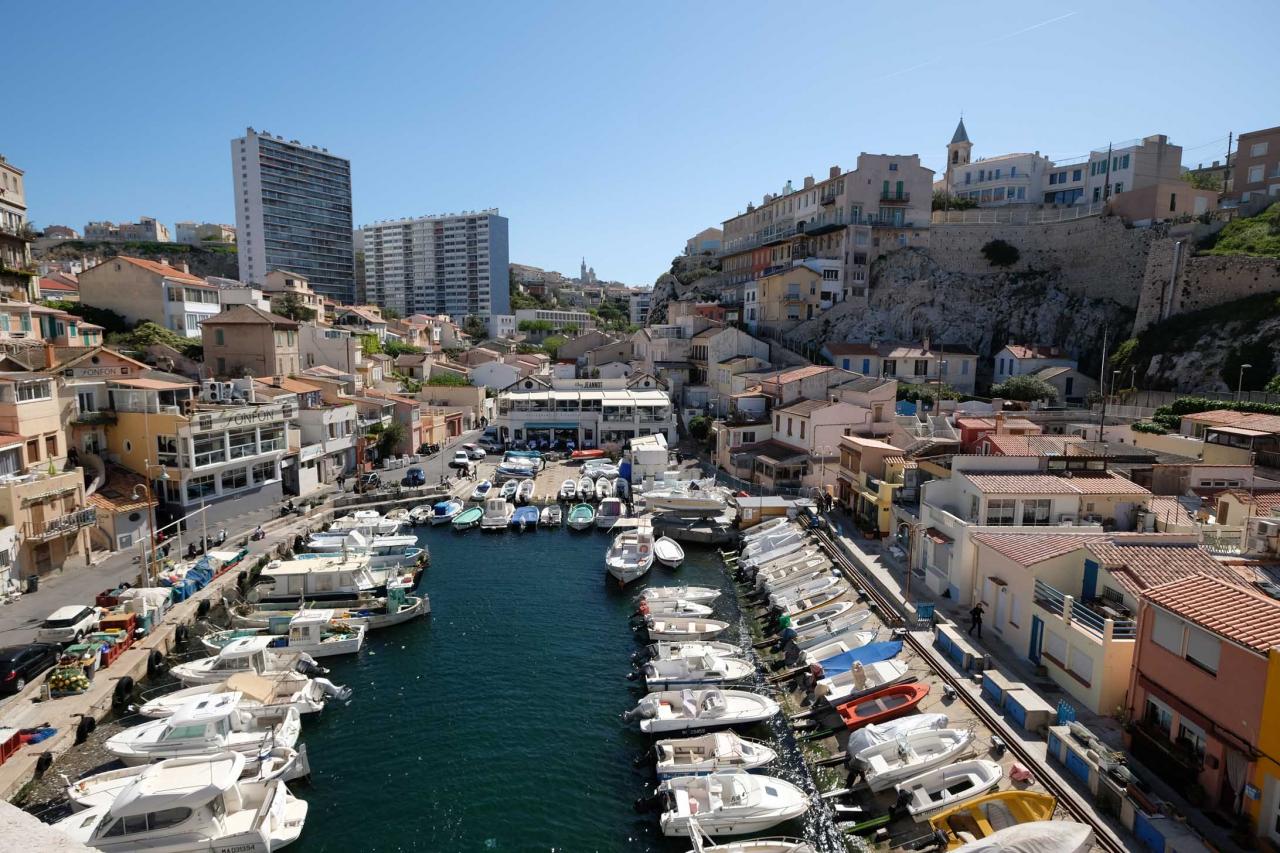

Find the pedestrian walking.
[{"left": 968, "top": 602, "right": 985, "bottom": 638}]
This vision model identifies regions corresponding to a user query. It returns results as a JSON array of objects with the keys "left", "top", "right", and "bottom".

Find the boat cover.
[
  {"left": 845, "top": 713, "right": 949, "bottom": 755},
  {"left": 951, "top": 822, "right": 1093, "bottom": 853},
  {"left": 816, "top": 641, "right": 903, "bottom": 677}
]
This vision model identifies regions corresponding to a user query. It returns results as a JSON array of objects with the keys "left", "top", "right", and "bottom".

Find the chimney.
[
  {"left": 803, "top": 176, "right": 815, "bottom": 190},
  {"left": 829, "top": 166, "right": 840, "bottom": 179},
  {"left": 921, "top": 336, "right": 930, "bottom": 353},
  {"left": 157, "top": 257, "right": 170, "bottom": 266},
  {"left": 44, "top": 342, "right": 56, "bottom": 370},
  {"left": 178, "top": 261, "right": 190, "bottom": 274},
  {"left": 994, "top": 411, "right": 1005, "bottom": 434}
]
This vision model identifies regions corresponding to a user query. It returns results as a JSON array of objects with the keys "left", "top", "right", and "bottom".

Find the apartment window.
[
  {"left": 25, "top": 438, "right": 38, "bottom": 463},
  {"left": 786, "top": 418, "right": 792, "bottom": 437},
  {"left": 940, "top": 361, "right": 949, "bottom": 376},
  {"left": 216, "top": 357, "right": 226, "bottom": 374},
  {"left": 1010, "top": 166, "right": 1017, "bottom": 177},
  {"left": 1251, "top": 141, "right": 1269, "bottom": 157},
  {"left": 1169, "top": 192, "right": 1177, "bottom": 212},
  {"left": 1093, "top": 187, "right": 1102, "bottom": 202},
  {"left": 186, "top": 474, "right": 215, "bottom": 501},
  {"left": 1021, "top": 498, "right": 1052, "bottom": 525},
  {"left": 1114, "top": 182, "right": 1124, "bottom": 194},
  {"left": 986, "top": 499, "right": 1016, "bottom": 525},
  {"left": 1151, "top": 609, "right": 1183, "bottom": 653},
  {"left": 913, "top": 359, "right": 928, "bottom": 376},
  {"left": 228, "top": 428, "right": 257, "bottom": 459},
  {"left": 1178, "top": 720, "right": 1208, "bottom": 757},
  {"left": 259, "top": 427, "right": 285, "bottom": 452},
  {"left": 799, "top": 421, "right": 806, "bottom": 440},
  {"left": 221, "top": 467, "right": 248, "bottom": 491},
  {"left": 962, "top": 361, "right": 970, "bottom": 375},
  {"left": 861, "top": 358, "right": 871, "bottom": 374},
  {"left": 1185, "top": 626, "right": 1221, "bottom": 674},
  {"left": 1145, "top": 696, "right": 1174, "bottom": 734},
  {"left": 1073, "top": 169, "right": 1082, "bottom": 181},
  {"left": 252, "top": 461, "right": 275, "bottom": 484},
  {"left": 192, "top": 435, "right": 226, "bottom": 467},
  {"left": 1249, "top": 165, "right": 1264, "bottom": 183},
  {"left": 882, "top": 360, "right": 896, "bottom": 376},
  {"left": 156, "top": 435, "right": 178, "bottom": 465},
  {"left": 215, "top": 329, "right": 225, "bottom": 345},
  {"left": 16, "top": 380, "right": 51, "bottom": 402}
]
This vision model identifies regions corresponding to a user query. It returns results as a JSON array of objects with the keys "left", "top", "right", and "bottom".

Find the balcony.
[
  {"left": 879, "top": 192, "right": 911, "bottom": 203},
  {"left": 819, "top": 191, "right": 838, "bottom": 206},
  {"left": 1033, "top": 579, "right": 1136, "bottom": 640},
  {"left": 782, "top": 293, "right": 805, "bottom": 304},
  {"left": 25, "top": 508, "right": 97, "bottom": 542},
  {"left": 71, "top": 409, "right": 118, "bottom": 426}
]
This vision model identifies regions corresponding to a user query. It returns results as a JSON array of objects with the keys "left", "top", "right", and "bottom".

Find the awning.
[
  {"left": 524, "top": 423, "right": 579, "bottom": 430},
  {"left": 925, "top": 527, "right": 953, "bottom": 544},
  {"left": 1209, "top": 426, "right": 1271, "bottom": 438}
]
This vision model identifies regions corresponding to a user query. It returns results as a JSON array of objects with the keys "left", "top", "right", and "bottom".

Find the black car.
[
  {"left": 401, "top": 467, "right": 426, "bottom": 487},
  {"left": 0, "top": 643, "right": 60, "bottom": 694}
]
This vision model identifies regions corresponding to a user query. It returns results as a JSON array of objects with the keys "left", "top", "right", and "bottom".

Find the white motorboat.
[
  {"left": 203, "top": 609, "right": 365, "bottom": 659},
  {"left": 480, "top": 497, "right": 515, "bottom": 531},
  {"left": 558, "top": 479, "right": 578, "bottom": 501},
  {"left": 654, "top": 536, "right": 685, "bottom": 568},
  {"left": 950, "top": 822, "right": 1094, "bottom": 853},
  {"left": 778, "top": 586, "right": 851, "bottom": 618},
  {"left": 739, "top": 517, "right": 791, "bottom": 541},
  {"left": 540, "top": 504, "right": 562, "bottom": 526},
  {"left": 644, "top": 480, "right": 728, "bottom": 514},
  {"left": 682, "top": 837, "right": 815, "bottom": 853},
  {"left": 798, "top": 631, "right": 878, "bottom": 666},
  {"left": 578, "top": 476, "right": 596, "bottom": 501},
  {"left": 516, "top": 478, "right": 535, "bottom": 504},
  {"left": 105, "top": 693, "right": 301, "bottom": 767},
  {"left": 855, "top": 728, "right": 975, "bottom": 791},
  {"left": 470, "top": 479, "right": 494, "bottom": 502},
  {"left": 407, "top": 503, "right": 435, "bottom": 524},
  {"left": 785, "top": 601, "right": 865, "bottom": 634},
  {"left": 66, "top": 746, "right": 309, "bottom": 809},
  {"left": 816, "top": 659, "right": 912, "bottom": 706},
  {"left": 137, "top": 672, "right": 347, "bottom": 719},
  {"left": 787, "top": 608, "right": 874, "bottom": 649},
  {"left": 658, "top": 770, "right": 809, "bottom": 837},
  {"left": 232, "top": 583, "right": 428, "bottom": 632},
  {"left": 626, "top": 689, "right": 779, "bottom": 733},
  {"left": 249, "top": 555, "right": 384, "bottom": 606},
  {"left": 644, "top": 654, "right": 754, "bottom": 690},
  {"left": 653, "top": 731, "right": 777, "bottom": 779},
  {"left": 647, "top": 616, "right": 730, "bottom": 641},
  {"left": 768, "top": 575, "right": 846, "bottom": 609},
  {"left": 845, "top": 713, "right": 951, "bottom": 757},
  {"left": 646, "top": 641, "right": 743, "bottom": 662},
  {"left": 428, "top": 499, "right": 464, "bottom": 525},
  {"left": 606, "top": 520, "right": 655, "bottom": 584},
  {"left": 756, "top": 559, "right": 833, "bottom": 591},
  {"left": 741, "top": 528, "right": 803, "bottom": 561},
  {"left": 740, "top": 537, "right": 807, "bottom": 571},
  {"left": 596, "top": 496, "right": 627, "bottom": 529},
  {"left": 597, "top": 477, "right": 615, "bottom": 499},
  {"left": 329, "top": 508, "right": 403, "bottom": 536},
  {"left": 55, "top": 752, "right": 307, "bottom": 852},
  {"left": 642, "top": 585, "right": 719, "bottom": 605},
  {"left": 566, "top": 503, "right": 595, "bottom": 530},
  {"left": 500, "top": 479, "right": 520, "bottom": 501},
  {"left": 643, "top": 599, "right": 714, "bottom": 618},
  {"left": 896, "top": 759, "right": 1003, "bottom": 817},
  {"left": 615, "top": 478, "right": 630, "bottom": 501},
  {"left": 748, "top": 549, "right": 826, "bottom": 582},
  {"left": 758, "top": 570, "right": 829, "bottom": 601},
  {"left": 170, "top": 637, "right": 316, "bottom": 687},
  {"left": 584, "top": 461, "right": 620, "bottom": 480}
]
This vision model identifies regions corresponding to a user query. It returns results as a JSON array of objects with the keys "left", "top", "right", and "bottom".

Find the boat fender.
[
  {"left": 146, "top": 650, "right": 166, "bottom": 678},
  {"left": 174, "top": 624, "right": 190, "bottom": 645},
  {"left": 74, "top": 716, "right": 96, "bottom": 745},
  {"left": 112, "top": 677, "right": 135, "bottom": 713},
  {"left": 196, "top": 599, "right": 211, "bottom": 619},
  {"left": 34, "top": 752, "right": 53, "bottom": 777}
]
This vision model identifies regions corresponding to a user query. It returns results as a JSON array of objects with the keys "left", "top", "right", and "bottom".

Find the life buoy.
[{"left": 639, "top": 545, "right": 650, "bottom": 554}]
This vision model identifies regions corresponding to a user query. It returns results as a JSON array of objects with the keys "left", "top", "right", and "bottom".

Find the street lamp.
[
  {"left": 132, "top": 467, "right": 170, "bottom": 584},
  {"left": 1238, "top": 364, "right": 1252, "bottom": 402}
]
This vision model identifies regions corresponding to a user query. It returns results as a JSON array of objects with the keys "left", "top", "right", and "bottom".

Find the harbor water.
[{"left": 293, "top": 523, "right": 803, "bottom": 852}]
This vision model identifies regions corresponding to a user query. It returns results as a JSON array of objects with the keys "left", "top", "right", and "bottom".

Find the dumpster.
[{"left": 25, "top": 575, "right": 38, "bottom": 594}]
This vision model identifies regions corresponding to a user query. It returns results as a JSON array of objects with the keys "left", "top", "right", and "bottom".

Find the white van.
[{"left": 35, "top": 605, "right": 99, "bottom": 644}]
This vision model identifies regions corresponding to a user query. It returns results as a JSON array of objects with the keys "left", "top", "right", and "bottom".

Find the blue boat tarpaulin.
[{"left": 817, "top": 641, "right": 902, "bottom": 677}]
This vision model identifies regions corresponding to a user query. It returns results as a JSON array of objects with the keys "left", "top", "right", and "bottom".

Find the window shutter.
[
  {"left": 1150, "top": 609, "right": 1184, "bottom": 654},
  {"left": 1184, "top": 627, "right": 1220, "bottom": 673}
]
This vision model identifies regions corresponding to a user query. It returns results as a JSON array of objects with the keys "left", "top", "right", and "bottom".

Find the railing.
[
  {"left": 931, "top": 200, "right": 1108, "bottom": 225},
  {"left": 879, "top": 192, "right": 910, "bottom": 203},
  {"left": 1033, "top": 579, "right": 1136, "bottom": 639},
  {"left": 71, "top": 409, "right": 117, "bottom": 426},
  {"left": 26, "top": 508, "right": 97, "bottom": 541}
]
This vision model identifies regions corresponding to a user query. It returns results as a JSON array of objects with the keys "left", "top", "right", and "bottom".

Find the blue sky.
[{"left": 8, "top": 0, "right": 1279, "bottom": 285}]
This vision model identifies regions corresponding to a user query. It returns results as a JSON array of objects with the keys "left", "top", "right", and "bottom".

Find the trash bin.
[{"left": 25, "top": 575, "right": 38, "bottom": 594}]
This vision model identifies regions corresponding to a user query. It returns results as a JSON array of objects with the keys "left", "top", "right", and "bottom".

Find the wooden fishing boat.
[
  {"left": 835, "top": 682, "right": 930, "bottom": 730},
  {"left": 927, "top": 791, "right": 1058, "bottom": 849},
  {"left": 567, "top": 503, "right": 595, "bottom": 530},
  {"left": 452, "top": 506, "right": 484, "bottom": 530}
]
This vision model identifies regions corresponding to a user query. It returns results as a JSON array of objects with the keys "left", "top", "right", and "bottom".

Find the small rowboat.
[
  {"left": 516, "top": 478, "right": 535, "bottom": 504},
  {"left": 558, "top": 479, "right": 577, "bottom": 501},
  {"left": 928, "top": 791, "right": 1058, "bottom": 849},
  {"left": 654, "top": 536, "right": 685, "bottom": 568},
  {"left": 540, "top": 504, "right": 562, "bottom": 526},
  {"left": 835, "top": 682, "right": 930, "bottom": 730},
  {"left": 452, "top": 506, "right": 483, "bottom": 530},
  {"left": 641, "top": 586, "right": 719, "bottom": 605},
  {"left": 567, "top": 503, "right": 595, "bottom": 530},
  {"left": 896, "top": 759, "right": 1003, "bottom": 817},
  {"left": 646, "top": 617, "right": 729, "bottom": 641},
  {"left": 571, "top": 448, "right": 606, "bottom": 460}
]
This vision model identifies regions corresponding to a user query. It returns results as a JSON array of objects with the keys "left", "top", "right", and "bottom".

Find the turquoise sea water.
[{"left": 291, "top": 525, "right": 780, "bottom": 852}]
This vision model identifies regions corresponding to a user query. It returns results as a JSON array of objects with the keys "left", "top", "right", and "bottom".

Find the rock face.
[
  {"left": 788, "top": 248, "right": 1134, "bottom": 385},
  {"left": 649, "top": 255, "right": 722, "bottom": 324}
]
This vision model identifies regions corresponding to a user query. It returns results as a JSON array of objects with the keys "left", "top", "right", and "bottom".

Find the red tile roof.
[
  {"left": 961, "top": 469, "right": 1149, "bottom": 496},
  {"left": 1181, "top": 409, "right": 1280, "bottom": 434},
  {"left": 767, "top": 365, "right": 834, "bottom": 384},
  {"left": 1087, "top": 538, "right": 1243, "bottom": 596},
  {"left": 956, "top": 417, "right": 1041, "bottom": 432},
  {"left": 1146, "top": 496, "right": 1199, "bottom": 526},
  {"left": 1222, "top": 489, "right": 1280, "bottom": 513},
  {"left": 1003, "top": 344, "right": 1065, "bottom": 360},
  {"left": 825, "top": 342, "right": 879, "bottom": 356},
  {"left": 38, "top": 277, "right": 78, "bottom": 292},
  {"left": 972, "top": 532, "right": 1103, "bottom": 566},
  {"left": 115, "top": 256, "right": 208, "bottom": 285},
  {"left": 1067, "top": 471, "right": 1154, "bottom": 495},
  {"left": 1142, "top": 575, "right": 1280, "bottom": 653},
  {"left": 983, "top": 434, "right": 1086, "bottom": 456}
]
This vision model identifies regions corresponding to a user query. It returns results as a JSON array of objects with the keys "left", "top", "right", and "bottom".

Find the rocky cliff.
[
  {"left": 790, "top": 247, "right": 1133, "bottom": 385},
  {"left": 648, "top": 254, "right": 723, "bottom": 324},
  {"left": 41, "top": 240, "right": 240, "bottom": 280}
]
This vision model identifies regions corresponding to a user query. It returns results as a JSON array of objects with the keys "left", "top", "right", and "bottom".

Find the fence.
[{"left": 931, "top": 201, "right": 1107, "bottom": 226}]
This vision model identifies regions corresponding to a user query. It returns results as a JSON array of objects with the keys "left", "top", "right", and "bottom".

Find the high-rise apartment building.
[
  {"left": 231, "top": 128, "right": 354, "bottom": 302},
  {"left": 360, "top": 210, "right": 509, "bottom": 323}
]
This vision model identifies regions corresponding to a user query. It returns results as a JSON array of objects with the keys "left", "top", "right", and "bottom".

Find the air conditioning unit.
[
  {"left": 201, "top": 380, "right": 222, "bottom": 402},
  {"left": 221, "top": 382, "right": 237, "bottom": 400}
]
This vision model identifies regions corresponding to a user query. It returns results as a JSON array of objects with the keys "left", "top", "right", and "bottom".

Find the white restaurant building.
[{"left": 494, "top": 373, "right": 676, "bottom": 449}]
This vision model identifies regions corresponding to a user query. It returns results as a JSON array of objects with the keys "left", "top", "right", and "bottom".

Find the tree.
[
  {"left": 981, "top": 239, "right": 1020, "bottom": 268},
  {"left": 271, "top": 292, "right": 316, "bottom": 322},
  {"left": 360, "top": 334, "right": 382, "bottom": 356},
  {"left": 991, "top": 374, "right": 1059, "bottom": 402},
  {"left": 1183, "top": 170, "right": 1220, "bottom": 191},
  {"left": 932, "top": 190, "right": 978, "bottom": 211},
  {"left": 688, "top": 415, "right": 712, "bottom": 441},
  {"left": 382, "top": 338, "right": 423, "bottom": 357},
  {"left": 424, "top": 373, "right": 470, "bottom": 387},
  {"left": 563, "top": 323, "right": 580, "bottom": 335},
  {"left": 462, "top": 315, "right": 487, "bottom": 339},
  {"left": 517, "top": 319, "right": 553, "bottom": 333},
  {"left": 382, "top": 307, "right": 402, "bottom": 320},
  {"left": 1266, "top": 374, "right": 1280, "bottom": 394},
  {"left": 375, "top": 422, "right": 407, "bottom": 459},
  {"left": 542, "top": 335, "right": 567, "bottom": 359}
]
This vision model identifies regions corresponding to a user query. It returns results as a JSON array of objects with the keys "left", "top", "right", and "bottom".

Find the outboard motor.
[
  {"left": 313, "top": 677, "right": 352, "bottom": 702},
  {"left": 621, "top": 696, "right": 658, "bottom": 723}
]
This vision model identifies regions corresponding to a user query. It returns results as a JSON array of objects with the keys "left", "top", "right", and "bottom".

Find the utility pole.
[
  {"left": 1103, "top": 143, "right": 1114, "bottom": 200},
  {"left": 1223, "top": 132, "right": 1233, "bottom": 195},
  {"left": 1097, "top": 327, "right": 1110, "bottom": 441}
]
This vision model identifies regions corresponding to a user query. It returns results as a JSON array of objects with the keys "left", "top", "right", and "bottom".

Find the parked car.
[
  {"left": 0, "top": 643, "right": 60, "bottom": 694},
  {"left": 401, "top": 467, "right": 426, "bottom": 487},
  {"left": 358, "top": 472, "right": 381, "bottom": 492},
  {"left": 462, "top": 443, "right": 487, "bottom": 460},
  {"left": 449, "top": 450, "right": 471, "bottom": 469},
  {"left": 34, "top": 606, "right": 99, "bottom": 645}
]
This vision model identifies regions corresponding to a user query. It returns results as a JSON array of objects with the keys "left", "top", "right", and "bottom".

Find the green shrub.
[
  {"left": 1131, "top": 422, "right": 1167, "bottom": 435},
  {"left": 991, "top": 374, "right": 1057, "bottom": 402},
  {"left": 1205, "top": 202, "right": 1280, "bottom": 257}
]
